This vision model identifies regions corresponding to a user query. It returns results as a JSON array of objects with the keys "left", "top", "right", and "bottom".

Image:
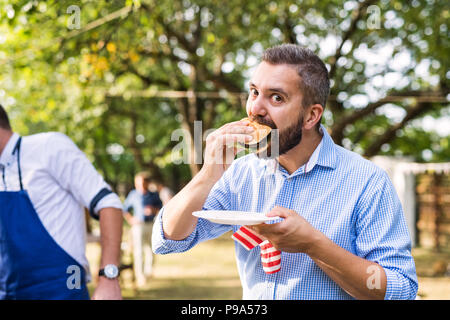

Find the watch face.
[{"left": 105, "top": 264, "right": 119, "bottom": 278}]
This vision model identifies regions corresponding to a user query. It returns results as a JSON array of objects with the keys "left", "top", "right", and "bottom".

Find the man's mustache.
[{"left": 250, "top": 115, "right": 277, "bottom": 129}]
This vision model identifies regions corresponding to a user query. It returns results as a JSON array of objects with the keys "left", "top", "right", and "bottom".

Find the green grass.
[
  {"left": 412, "top": 247, "right": 450, "bottom": 300},
  {"left": 122, "top": 231, "right": 242, "bottom": 300}
]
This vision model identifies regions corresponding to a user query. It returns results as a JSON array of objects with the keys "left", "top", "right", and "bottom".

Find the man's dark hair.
[
  {"left": 0, "top": 104, "right": 12, "bottom": 130},
  {"left": 262, "top": 44, "right": 330, "bottom": 111}
]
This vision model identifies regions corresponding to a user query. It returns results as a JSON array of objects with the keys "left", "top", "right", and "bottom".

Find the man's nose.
[{"left": 247, "top": 95, "right": 268, "bottom": 117}]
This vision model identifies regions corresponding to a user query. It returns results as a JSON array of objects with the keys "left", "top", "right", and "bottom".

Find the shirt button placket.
[{"left": 264, "top": 277, "right": 276, "bottom": 299}]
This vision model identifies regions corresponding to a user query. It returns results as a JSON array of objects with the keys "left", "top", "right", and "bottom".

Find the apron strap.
[{"left": 12, "top": 136, "right": 23, "bottom": 191}]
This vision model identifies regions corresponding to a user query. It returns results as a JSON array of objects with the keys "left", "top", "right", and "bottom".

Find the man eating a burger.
[{"left": 152, "top": 44, "right": 417, "bottom": 300}]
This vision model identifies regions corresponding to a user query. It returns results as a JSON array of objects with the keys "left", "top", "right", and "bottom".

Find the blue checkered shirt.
[{"left": 152, "top": 125, "right": 418, "bottom": 300}]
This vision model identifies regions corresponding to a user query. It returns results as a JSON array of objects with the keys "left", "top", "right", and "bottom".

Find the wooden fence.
[{"left": 416, "top": 173, "right": 450, "bottom": 251}]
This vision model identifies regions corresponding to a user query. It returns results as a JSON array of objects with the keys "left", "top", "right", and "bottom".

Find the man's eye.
[
  {"left": 272, "top": 94, "right": 283, "bottom": 103},
  {"left": 250, "top": 88, "right": 258, "bottom": 97}
]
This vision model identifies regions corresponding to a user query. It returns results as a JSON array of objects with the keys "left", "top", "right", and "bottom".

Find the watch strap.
[{"left": 98, "top": 265, "right": 120, "bottom": 278}]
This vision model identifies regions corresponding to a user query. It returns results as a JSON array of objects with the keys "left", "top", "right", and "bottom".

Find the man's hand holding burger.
[
  {"left": 202, "top": 119, "right": 254, "bottom": 178},
  {"left": 202, "top": 117, "right": 273, "bottom": 180}
]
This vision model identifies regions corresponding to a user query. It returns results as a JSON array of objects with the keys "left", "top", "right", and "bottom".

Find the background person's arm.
[
  {"left": 122, "top": 193, "right": 138, "bottom": 225},
  {"left": 91, "top": 207, "right": 123, "bottom": 300},
  {"left": 123, "top": 211, "right": 138, "bottom": 225}
]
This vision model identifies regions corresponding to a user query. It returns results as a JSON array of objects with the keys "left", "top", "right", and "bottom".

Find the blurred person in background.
[
  {"left": 156, "top": 181, "right": 174, "bottom": 206},
  {"left": 123, "top": 171, "right": 162, "bottom": 287},
  {"left": 0, "top": 105, "right": 123, "bottom": 300}
]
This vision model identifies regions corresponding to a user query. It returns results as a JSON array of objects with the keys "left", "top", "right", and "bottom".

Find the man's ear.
[{"left": 304, "top": 104, "right": 323, "bottom": 130}]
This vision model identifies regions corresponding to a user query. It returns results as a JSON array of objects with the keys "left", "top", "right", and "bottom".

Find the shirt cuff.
[
  {"left": 94, "top": 193, "right": 123, "bottom": 215},
  {"left": 151, "top": 208, "right": 197, "bottom": 254},
  {"left": 384, "top": 268, "right": 417, "bottom": 300}
]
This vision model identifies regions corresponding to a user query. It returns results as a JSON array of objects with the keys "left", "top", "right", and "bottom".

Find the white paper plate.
[{"left": 192, "top": 210, "right": 278, "bottom": 225}]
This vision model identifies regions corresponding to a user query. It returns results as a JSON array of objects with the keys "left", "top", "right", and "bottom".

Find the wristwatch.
[{"left": 98, "top": 264, "right": 120, "bottom": 279}]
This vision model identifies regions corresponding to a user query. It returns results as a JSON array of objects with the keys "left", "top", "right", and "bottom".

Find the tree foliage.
[{"left": 1, "top": 0, "right": 448, "bottom": 192}]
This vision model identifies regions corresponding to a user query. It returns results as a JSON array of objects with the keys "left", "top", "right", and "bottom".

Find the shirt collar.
[
  {"left": 315, "top": 124, "right": 337, "bottom": 170},
  {"left": 265, "top": 124, "right": 337, "bottom": 177},
  {"left": 0, "top": 132, "right": 20, "bottom": 167}
]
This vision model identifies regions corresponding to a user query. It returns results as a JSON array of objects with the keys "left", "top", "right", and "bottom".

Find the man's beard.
[{"left": 250, "top": 113, "right": 303, "bottom": 159}]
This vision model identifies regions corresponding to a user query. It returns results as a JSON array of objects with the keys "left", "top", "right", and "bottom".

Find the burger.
[{"left": 241, "top": 117, "right": 272, "bottom": 153}]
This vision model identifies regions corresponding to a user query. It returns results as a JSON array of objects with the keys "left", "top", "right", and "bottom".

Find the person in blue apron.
[
  {"left": 0, "top": 105, "right": 124, "bottom": 299},
  {"left": 0, "top": 137, "right": 90, "bottom": 299}
]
